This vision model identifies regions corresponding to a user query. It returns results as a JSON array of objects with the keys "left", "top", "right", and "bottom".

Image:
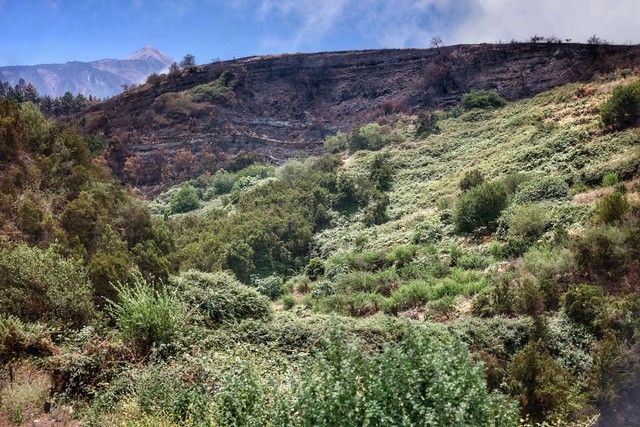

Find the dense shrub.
[
  {"left": 512, "top": 176, "right": 569, "bottom": 204},
  {"left": 459, "top": 169, "right": 485, "bottom": 192},
  {"left": 601, "top": 172, "right": 619, "bottom": 186},
  {"left": 170, "top": 184, "right": 200, "bottom": 214},
  {"left": 462, "top": 90, "right": 507, "bottom": 109},
  {"left": 305, "top": 257, "right": 325, "bottom": 280},
  {"left": 323, "top": 131, "right": 349, "bottom": 153},
  {"left": 108, "top": 278, "right": 185, "bottom": 355},
  {"left": 572, "top": 226, "right": 627, "bottom": 283},
  {"left": 600, "top": 80, "right": 640, "bottom": 129},
  {"left": 0, "top": 241, "right": 94, "bottom": 327},
  {"left": 369, "top": 152, "right": 394, "bottom": 191},
  {"left": 253, "top": 275, "right": 284, "bottom": 300},
  {"left": 348, "top": 123, "right": 399, "bottom": 152},
  {"left": 505, "top": 203, "right": 550, "bottom": 240},
  {"left": 415, "top": 111, "right": 440, "bottom": 137},
  {"left": 291, "top": 327, "right": 518, "bottom": 426},
  {"left": 507, "top": 341, "right": 576, "bottom": 423},
  {"left": 172, "top": 270, "right": 271, "bottom": 324},
  {"left": 454, "top": 180, "right": 509, "bottom": 232},
  {"left": 564, "top": 285, "right": 604, "bottom": 331},
  {"left": 594, "top": 191, "right": 629, "bottom": 224}
]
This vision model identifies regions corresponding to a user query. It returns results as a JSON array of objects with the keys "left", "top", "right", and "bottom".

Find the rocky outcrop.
[{"left": 78, "top": 43, "right": 640, "bottom": 192}]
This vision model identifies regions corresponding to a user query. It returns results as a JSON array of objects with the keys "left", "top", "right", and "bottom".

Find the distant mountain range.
[{"left": 0, "top": 47, "right": 174, "bottom": 98}]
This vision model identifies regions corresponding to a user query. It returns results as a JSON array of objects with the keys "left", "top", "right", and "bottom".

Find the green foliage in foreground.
[
  {"left": 0, "top": 240, "right": 94, "bottom": 327},
  {"left": 109, "top": 278, "right": 185, "bottom": 355}
]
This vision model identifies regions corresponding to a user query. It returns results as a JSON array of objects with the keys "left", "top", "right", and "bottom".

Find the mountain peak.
[{"left": 128, "top": 47, "right": 173, "bottom": 65}]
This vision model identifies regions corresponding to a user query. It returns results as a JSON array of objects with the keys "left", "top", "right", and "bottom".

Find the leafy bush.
[
  {"left": 505, "top": 203, "right": 550, "bottom": 240},
  {"left": 459, "top": 169, "right": 485, "bottom": 192},
  {"left": 0, "top": 241, "right": 94, "bottom": 327},
  {"left": 462, "top": 90, "right": 507, "bottom": 109},
  {"left": 454, "top": 180, "right": 509, "bottom": 232},
  {"left": 291, "top": 327, "right": 518, "bottom": 426},
  {"left": 323, "top": 131, "right": 349, "bottom": 153},
  {"left": 507, "top": 341, "right": 576, "bottom": 423},
  {"left": 172, "top": 270, "right": 271, "bottom": 324},
  {"left": 253, "top": 275, "right": 284, "bottom": 300},
  {"left": 170, "top": 184, "right": 200, "bottom": 214},
  {"left": 108, "top": 278, "right": 185, "bottom": 356},
  {"left": 594, "top": 191, "right": 629, "bottom": 224},
  {"left": 305, "top": 257, "right": 325, "bottom": 280},
  {"left": 572, "top": 226, "right": 627, "bottom": 283},
  {"left": 348, "top": 123, "right": 398, "bottom": 152},
  {"left": 512, "top": 176, "right": 569, "bottom": 204},
  {"left": 369, "top": 152, "right": 394, "bottom": 191},
  {"left": 600, "top": 80, "right": 640, "bottom": 130},
  {"left": 415, "top": 111, "right": 440, "bottom": 137},
  {"left": 564, "top": 285, "right": 604, "bottom": 331},
  {"left": 601, "top": 172, "right": 619, "bottom": 186},
  {"left": 282, "top": 294, "right": 295, "bottom": 310}
]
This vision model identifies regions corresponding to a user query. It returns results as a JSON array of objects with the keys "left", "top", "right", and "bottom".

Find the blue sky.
[{"left": 1, "top": 0, "right": 639, "bottom": 66}]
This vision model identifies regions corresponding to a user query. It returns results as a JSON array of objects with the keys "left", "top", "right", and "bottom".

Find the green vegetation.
[
  {"left": 3, "top": 73, "right": 640, "bottom": 425},
  {"left": 600, "top": 79, "right": 640, "bottom": 129},
  {"left": 462, "top": 89, "right": 507, "bottom": 109}
]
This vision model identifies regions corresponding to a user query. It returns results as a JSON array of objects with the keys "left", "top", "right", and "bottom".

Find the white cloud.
[
  {"left": 256, "top": 0, "right": 348, "bottom": 51},
  {"left": 450, "top": 0, "right": 640, "bottom": 45},
  {"left": 248, "top": 0, "right": 639, "bottom": 52}
]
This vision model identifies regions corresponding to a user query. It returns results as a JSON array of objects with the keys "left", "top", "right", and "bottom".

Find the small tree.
[
  {"left": 430, "top": 36, "right": 443, "bottom": 53},
  {"left": 168, "top": 62, "right": 180, "bottom": 76},
  {"left": 180, "top": 54, "right": 197, "bottom": 71},
  {"left": 170, "top": 184, "right": 200, "bottom": 214}
]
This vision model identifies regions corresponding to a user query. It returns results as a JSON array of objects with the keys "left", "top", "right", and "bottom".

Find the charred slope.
[{"left": 78, "top": 43, "right": 640, "bottom": 191}]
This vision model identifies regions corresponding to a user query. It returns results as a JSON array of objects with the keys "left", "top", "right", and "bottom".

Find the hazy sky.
[{"left": 1, "top": 0, "right": 638, "bottom": 66}]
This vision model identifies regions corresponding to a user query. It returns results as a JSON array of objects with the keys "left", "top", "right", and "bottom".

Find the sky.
[{"left": 1, "top": 0, "right": 639, "bottom": 66}]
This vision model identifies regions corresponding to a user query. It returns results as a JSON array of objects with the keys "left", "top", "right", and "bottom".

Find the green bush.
[
  {"left": 594, "top": 191, "right": 629, "bottom": 224},
  {"left": 384, "top": 281, "right": 431, "bottom": 313},
  {"left": 0, "top": 241, "right": 94, "bottom": 327},
  {"left": 462, "top": 90, "right": 507, "bottom": 109},
  {"left": 291, "top": 327, "right": 518, "bottom": 426},
  {"left": 459, "top": 169, "right": 485, "bottom": 192},
  {"left": 253, "top": 275, "right": 284, "bottom": 300},
  {"left": 505, "top": 203, "right": 550, "bottom": 240},
  {"left": 172, "top": 270, "right": 271, "bottom": 324},
  {"left": 415, "top": 112, "right": 440, "bottom": 137},
  {"left": 108, "top": 277, "right": 185, "bottom": 355},
  {"left": 170, "top": 184, "right": 200, "bottom": 214},
  {"left": 512, "top": 176, "right": 569, "bottom": 204},
  {"left": 507, "top": 341, "right": 576, "bottom": 423},
  {"left": 305, "top": 257, "right": 325, "bottom": 280},
  {"left": 564, "top": 285, "right": 604, "bottom": 330},
  {"left": 369, "top": 152, "right": 394, "bottom": 191},
  {"left": 348, "top": 123, "right": 398, "bottom": 152},
  {"left": 323, "top": 131, "right": 349, "bottom": 153},
  {"left": 282, "top": 294, "right": 295, "bottom": 310},
  {"left": 600, "top": 80, "right": 640, "bottom": 130},
  {"left": 454, "top": 180, "right": 509, "bottom": 232},
  {"left": 601, "top": 172, "right": 619, "bottom": 186},
  {"left": 572, "top": 226, "right": 627, "bottom": 282}
]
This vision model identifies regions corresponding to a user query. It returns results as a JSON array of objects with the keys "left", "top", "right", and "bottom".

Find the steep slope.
[
  {"left": 78, "top": 43, "right": 640, "bottom": 191},
  {"left": 0, "top": 47, "right": 173, "bottom": 98}
]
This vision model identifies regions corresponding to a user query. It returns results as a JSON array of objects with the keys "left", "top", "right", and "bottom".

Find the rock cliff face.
[{"left": 78, "top": 43, "right": 640, "bottom": 192}]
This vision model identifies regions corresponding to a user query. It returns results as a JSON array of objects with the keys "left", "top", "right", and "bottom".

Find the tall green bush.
[
  {"left": 454, "top": 181, "right": 509, "bottom": 232},
  {"left": 601, "top": 80, "right": 640, "bottom": 129},
  {"left": 0, "top": 241, "right": 94, "bottom": 327},
  {"left": 108, "top": 277, "right": 185, "bottom": 355}
]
